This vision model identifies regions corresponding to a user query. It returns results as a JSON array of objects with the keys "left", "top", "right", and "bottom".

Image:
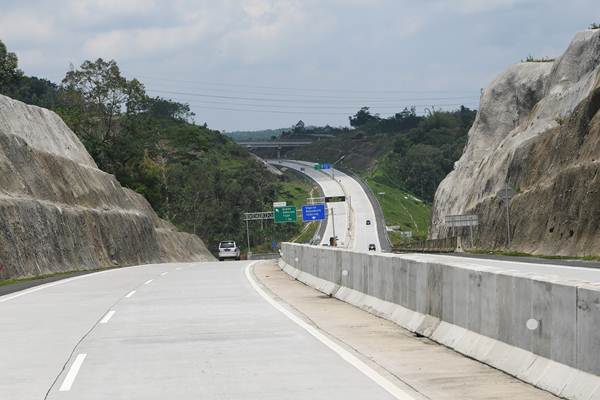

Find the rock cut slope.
[
  {"left": 0, "top": 94, "right": 213, "bottom": 279},
  {"left": 431, "top": 29, "right": 600, "bottom": 256}
]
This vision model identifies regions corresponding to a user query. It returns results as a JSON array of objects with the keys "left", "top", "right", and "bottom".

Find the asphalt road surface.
[{"left": 0, "top": 261, "right": 403, "bottom": 400}]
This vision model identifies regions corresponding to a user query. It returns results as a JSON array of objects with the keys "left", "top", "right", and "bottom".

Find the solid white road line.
[
  {"left": 160, "top": 272, "right": 168, "bottom": 276},
  {"left": 144, "top": 279, "right": 153, "bottom": 285},
  {"left": 125, "top": 290, "right": 136, "bottom": 298},
  {"left": 59, "top": 353, "right": 87, "bottom": 391},
  {"left": 100, "top": 310, "right": 116, "bottom": 324},
  {"left": 175, "top": 267, "right": 182, "bottom": 271},
  {"left": 244, "top": 263, "right": 416, "bottom": 400}
]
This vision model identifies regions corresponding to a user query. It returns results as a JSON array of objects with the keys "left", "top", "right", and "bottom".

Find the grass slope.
[{"left": 365, "top": 164, "right": 431, "bottom": 245}]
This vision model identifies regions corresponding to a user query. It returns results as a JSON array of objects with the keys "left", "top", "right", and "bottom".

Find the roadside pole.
[
  {"left": 505, "top": 196, "right": 511, "bottom": 247},
  {"left": 498, "top": 185, "right": 514, "bottom": 248},
  {"left": 246, "top": 219, "right": 251, "bottom": 255},
  {"left": 330, "top": 207, "right": 336, "bottom": 246}
]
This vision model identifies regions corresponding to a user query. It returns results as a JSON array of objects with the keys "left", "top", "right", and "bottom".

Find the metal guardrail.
[{"left": 393, "top": 236, "right": 458, "bottom": 253}]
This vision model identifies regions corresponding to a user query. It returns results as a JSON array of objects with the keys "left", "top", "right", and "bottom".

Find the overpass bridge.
[{"left": 236, "top": 140, "right": 313, "bottom": 158}]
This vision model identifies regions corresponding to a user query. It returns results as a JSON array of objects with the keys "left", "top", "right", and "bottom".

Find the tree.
[
  {"left": 0, "top": 40, "right": 22, "bottom": 91},
  {"left": 60, "top": 58, "right": 147, "bottom": 145},
  {"left": 349, "top": 107, "right": 380, "bottom": 127},
  {"left": 293, "top": 120, "right": 305, "bottom": 133}
]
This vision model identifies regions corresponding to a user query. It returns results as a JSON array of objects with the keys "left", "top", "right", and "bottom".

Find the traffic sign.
[
  {"left": 321, "top": 163, "right": 331, "bottom": 170},
  {"left": 313, "top": 164, "right": 321, "bottom": 170},
  {"left": 273, "top": 201, "right": 287, "bottom": 208},
  {"left": 325, "top": 196, "right": 346, "bottom": 203},
  {"left": 274, "top": 206, "right": 297, "bottom": 223},
  {"left": 301, "top": 204, "right": 325, "bottom": 221}
]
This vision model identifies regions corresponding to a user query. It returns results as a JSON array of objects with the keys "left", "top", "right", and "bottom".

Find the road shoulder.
[{"left": 253, "top": 260, "right": 558, "bottom": 400}]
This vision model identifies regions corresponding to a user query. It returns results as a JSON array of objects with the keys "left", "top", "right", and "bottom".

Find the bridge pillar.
[{"left": 277, "top": 146, "right": 281, "bottom": 159}]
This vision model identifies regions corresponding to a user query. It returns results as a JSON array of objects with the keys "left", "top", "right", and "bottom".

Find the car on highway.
[
  {"left": 218, "top": 241, "right": 240, "bottom": 261},
  {"left": 368, "top": 243, "right": 376, "bottom": 251},
  {"left": 366, "top": 220, "right": 371, "bottom": 225}
]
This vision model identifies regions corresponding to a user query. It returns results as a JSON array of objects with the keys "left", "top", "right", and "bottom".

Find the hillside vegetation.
[
  {"left": 287, "top": 107, "right": 476, "bottom": 203},
  {"left": 284, "top": 107, "right": 476, "bottom": 237},
  {"left": 0, "top": 40, "right": 303, "bottom": 253}
]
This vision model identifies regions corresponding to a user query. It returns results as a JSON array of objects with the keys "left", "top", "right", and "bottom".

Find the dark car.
[
  {"left": 366, "top": 220, "right": 371, "bottom": 225},
  {"left": 368, "top": 243, "right": 376, "bottom": 251}
]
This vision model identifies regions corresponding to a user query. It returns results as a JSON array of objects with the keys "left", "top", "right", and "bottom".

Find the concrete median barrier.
[{"left": 280, "top": 243, "right": 600, "bottom": 400}]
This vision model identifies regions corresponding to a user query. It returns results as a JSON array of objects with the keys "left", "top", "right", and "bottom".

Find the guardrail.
[{"left": 279, "top": 243, "right": 600, "bottom": 400}]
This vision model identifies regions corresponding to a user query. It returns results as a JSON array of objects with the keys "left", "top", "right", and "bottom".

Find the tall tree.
[
  {"left": 60, "top": 58, "right": 147, "bottom": 146},
  {"left": 0, "top": 40, "right": 22, "bottom": 91}
]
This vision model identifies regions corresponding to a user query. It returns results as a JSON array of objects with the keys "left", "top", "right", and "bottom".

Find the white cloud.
[
  {"left": 67, "top": 0, "right": 160, "bottom": 22},
  {"left": 0, "top": 12, "right": 56, "bottom": 45}
]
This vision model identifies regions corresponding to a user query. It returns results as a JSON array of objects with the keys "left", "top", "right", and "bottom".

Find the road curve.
[
  {"left": 0, "top": 261, "right": 400, "bottom": 399},
  {"left": 271, "top": 159, "right": 381, "bottom": 252}
]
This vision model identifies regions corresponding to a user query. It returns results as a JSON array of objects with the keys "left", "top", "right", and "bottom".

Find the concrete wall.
[{"left": 280, "top": 243, "right": 600, "bottom": 400}]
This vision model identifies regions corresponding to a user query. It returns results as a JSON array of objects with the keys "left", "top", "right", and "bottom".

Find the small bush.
[{"left": 590, "top": 23, "right": 600, "bottom": 29}]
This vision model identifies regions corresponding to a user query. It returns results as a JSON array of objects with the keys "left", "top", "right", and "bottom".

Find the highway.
[
  {"left": 271, "top": 160, "right": 382, "bottom": 252},
  {"left": 271, "top": 160, "right": 600, "bottom": 284},
  {"left": 0, "top": 261, "right": 401, "bottom": 399}
]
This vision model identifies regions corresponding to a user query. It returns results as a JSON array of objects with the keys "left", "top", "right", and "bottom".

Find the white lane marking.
[
  {"left": 59, "top": 353, "right": 87, "bottom": 391},
  {"left": 100, "top": 310, "right": 116, "bottom": 324},
  {"left": 160, "top": 272, "right": 168, "bottom": 276},
  {"left": 125, "top": 290, "right": 136, "bottom": 298},
  {"left": 244, "top": 263, "right": 415, "bottom": 400},
  {"left": 175, "top": 267, "right": 182, "bottom": 271},
  {"left": 144, "top": 279, "right": 153, "bottom": 285},
  {"left": 0, "top": 269, "right": 117, "bottom": 304}
]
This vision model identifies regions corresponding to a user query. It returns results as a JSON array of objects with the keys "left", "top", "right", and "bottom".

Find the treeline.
[
  {"left": 0, "top": 40, "right": 291, "bottom": 251},
  {"left": 287, "top": 106, "right": 476, "bottom": 201}
]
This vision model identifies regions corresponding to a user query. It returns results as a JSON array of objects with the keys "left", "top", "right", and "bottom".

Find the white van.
[{"left": 218, "top": 241, "right": 241, "bottom": 261}]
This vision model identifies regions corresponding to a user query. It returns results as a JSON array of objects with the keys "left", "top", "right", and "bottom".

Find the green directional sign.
[
  {"left": 313, "top": 163, "right": 321, "bottom": 170},
  {"left": 274, "top": 206, "right": 297, "bottom": 223}
]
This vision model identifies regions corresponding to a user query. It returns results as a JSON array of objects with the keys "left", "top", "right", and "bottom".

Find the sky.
[{"left": 0, "top": 0, "right": 598, "bottom": 131}]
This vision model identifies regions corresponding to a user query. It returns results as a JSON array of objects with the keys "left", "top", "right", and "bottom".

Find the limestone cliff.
[
  {"left": 0, "top": 94, "right": 213, "bottom": 279},
  {"left": 430, "top": 29, "right": 600, "bottom": 256}
]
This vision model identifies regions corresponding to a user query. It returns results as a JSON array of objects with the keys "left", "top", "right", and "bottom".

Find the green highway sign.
[
  {"left": 313, "top": 164, "right": 321, "bottom": 170},
  {"left": 274, "top": 206, "right": 297, "bottom": 223}
]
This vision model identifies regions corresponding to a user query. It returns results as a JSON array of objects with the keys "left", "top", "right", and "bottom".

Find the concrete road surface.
[
  {"left": 272, "top": 160, "right": 349, "bottom": 247},
  {"left": 0, "top": 261, "right": 402, "bottom": 399},
  {"left": 272, "top": 160, "right": 381, "bottom": 252},
  {"left": 255, "top": 261, "right": 558, "bottom": 400}
]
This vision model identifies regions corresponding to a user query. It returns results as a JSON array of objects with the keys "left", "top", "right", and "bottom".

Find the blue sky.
[{"left": 0, "top": 0, "right": 598, "bottom": 131}]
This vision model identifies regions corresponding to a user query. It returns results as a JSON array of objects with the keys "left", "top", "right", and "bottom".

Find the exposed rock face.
[
  {"left": 0, "top": 95, "right": 213, "bottom": 279},
  {"left": 431, "top": 29, "right": 600, "bottom": 256}
]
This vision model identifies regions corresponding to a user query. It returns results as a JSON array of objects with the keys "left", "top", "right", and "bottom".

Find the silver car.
[{"left": 218, "top": 241, "right": 240, "bottom": 261}]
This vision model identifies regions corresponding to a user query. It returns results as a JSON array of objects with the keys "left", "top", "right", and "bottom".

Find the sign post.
[
  {"left": 274, "top": 206, "right": 297, "bottom": 223},
  {"left": 444, "top": 214, "right": 479, "bottom": 247},
  {"left": 498, "top": 186, "right": 515, "bottom": 247},
  {"left": 301, "top": 204, "right": 326, "bottom": 222},
  {"left": 325, "top": 196, "right": 346, "bottom": 203}
]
